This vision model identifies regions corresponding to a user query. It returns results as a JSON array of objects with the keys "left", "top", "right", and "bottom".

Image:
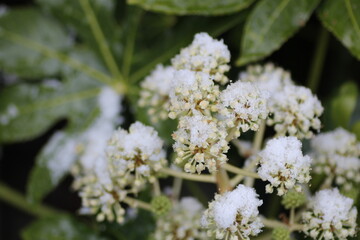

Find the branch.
[
  {"left": 123, "top": 197, "right": 152, "bottom": 211},
  {"left": 79, "top": 0, "right": 124, "bottom": 82},
  {"left": 158, "top": 168, "right": 216, "bottom": 183},
  {"left": 2, "top": 30, "right": 126, "bottom": 94},
  {"left": 223, "top": 163, "right": 260, "bottom": 179},
  {"left": 0, "top": 181, "right": 61, "bottom": 217}
]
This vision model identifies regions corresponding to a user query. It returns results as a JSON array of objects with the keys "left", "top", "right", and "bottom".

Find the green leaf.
[
  {"left": 352, "top": 121, "right": 360, "bottom": 140},
  {"left": 127, "top": 0, "right": 254, "bottom": 15},
  {"left": 330, "top": 82, "right": 358, "bottom": 128},
  {"left": 36, "top": 0, "right": 122, "bottom": 64},
  {"left": 22, "top": 215, "right": 107, "bottom": 240},
  {"left": 130, "top": 12, "right": 249, "bottom": 83},
  {"left": 27, "top": 131, "right": 79, "bottom": 203},
  {"left": 0, "top": 8, "right": 72, "bottom": 79},
  {"left": 236, "top": 0, "right": 320, "bottom": 66},
  {"left": 0, "top": 75, "right": 101, "bottom": 143},
  {"left": 318, "top": 0, "right": 360, "bottom": 60}
]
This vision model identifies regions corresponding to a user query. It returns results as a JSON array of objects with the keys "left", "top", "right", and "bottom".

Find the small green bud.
[
  {"left": 281, "top": 190, "right": 306, "bottom": 209},
  {"left": 272, "top": 227, "right": 291, "bottom": 240},
  {"left": 151, "top": 195, "right": 172, "bottom": 216}
]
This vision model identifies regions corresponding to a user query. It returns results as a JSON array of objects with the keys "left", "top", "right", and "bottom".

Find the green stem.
[
  {"left": 123, "top": 197, "right": 152, "bottom": 211},
  {"left": 2, "top": 30, "right": 126, "bottom": 94},
  {"left": 289, "top": 207, "right": 295, "bottom": 226},
  {"left": 261, "top": 217, "right": 288, "bottom": 229},
  {"left": 216, "top": 164, "right": 232, "bottom": 193},
  {"left": 123, "top": 10, "right": 143, "bottom": 79},
  {"left": 172, "top": 177, "right": 183, "bottom": 200},
  {"left": 253, "top": 120, "right": 266, "bottom": 152},
  {"left": 0, "top": 181, "right": 61, "bottom": 217},
  {"left": 307, "top": 27, "right": 329, "bottom": 92},
  {"left": 79, "top": 0, "right": 124, "bottom": 82},
  {"left": 223, "top": 163, "right": 260, "bottom": 179},
  {"left": 153, "top": 179, "right": 161, "bottom": 196},
  {"left": 245, "top": 121, "right": 266, "bottom": 187},
  {"left": 159, "top": 168, "right": 216, "bottom": 183}
]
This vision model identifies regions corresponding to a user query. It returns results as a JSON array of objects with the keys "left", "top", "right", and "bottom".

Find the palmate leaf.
[
  {"left": 0, "top": 74, "right": 101, "bottom": 143},
  {"left": 22, "top": 215, "right": 108, "bottom": 240},
  {"left": 36, "top": 0, "right": 123, "bottom": 74},
  {"left": 127, "top": 0, "right": 254, "bottom": 15},
  {"left": 236, "top": 0, "right": 320, "bottom": 66},
  {"left": 318, "top": 0, "right": 360, "bottom": 60},
  {"left": 0, "top": 8, "right": 72, "bottom": 79}
]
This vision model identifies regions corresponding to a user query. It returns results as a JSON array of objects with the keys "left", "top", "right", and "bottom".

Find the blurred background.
[{"left": 1, "top": 0, "right": 360, "bottom": 239}]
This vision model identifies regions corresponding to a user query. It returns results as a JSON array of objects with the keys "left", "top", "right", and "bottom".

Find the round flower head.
[
  {"left": 172, "top": 32, "right": 230, "bottom": 84},
  {"left": 219, "top": 81, "right": 268, "bottom": 138},
  {"left": 152, "top": 197, "right": 207, "bottom": 240},
  {"left": 138, "top": 64, "right": 175, "bottom": 122},
  {"left": 168, "top": 69, "right": 220, "bottom": 119},
  {"left": 311, "top": 128, "right": 360, "bottom": 190},
  {"left": 239, "top": 63, "right": 293, "bottom": 96},
  {"left": 71, "top": 87, "right": 124, "bottom": 223},
  {"left": 257, "top": 136, "right": 312, "bottom": 196},
  {"left": 302, "top": 188, "right": 357, "bottom": 240},
  {"left": 172, "top": 115, "right": 229, "bottom": 173},
  {"left": 201, "top": 184, "right": 263, "bottom": 240},
  {"left": 267, "top": 85, "right": 323, "bottom": 139},
  {"left": 311, "top": 128, "right": 359, "bottom": 157},
  {"left": 106, "top": 122, "right": 167, "bottom": 193}
]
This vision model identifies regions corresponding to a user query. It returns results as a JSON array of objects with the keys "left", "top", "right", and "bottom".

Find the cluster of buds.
[
  {"left": 310, "top": 128, "right": 360, "bottom": 191},
  {"left": 267, "top": 85, "right": 323, "bottom": 139},
  {"left": 138, "top": 65, "right": 175, "bottom": 123},
  {"left": 171, "top": 32, "right": 230, "bottom": 85},
  {"left": 106, "top": 122, "right": 167, "bottom": 193},
  {"left": 168, "top": 69, "right": 220, "bottom": 119},
  {"left": 240, "top": 63, "right": 323, "bottom": 139},
  {"left": 219, "top": 81, "right": 268, "bottom": 138},
  {"left": 302, "top": 188, "right": 357, "bottom": 240},
  {"left": 152, "top": 197, "right": 208, "bottom": 240},
  {"left": 172, "top": 115, "right": 228, "bottom": 173},
  {"left": 257, "top": 136, "right": 312, "bottom": 196},
  {"left": 201, "top": 184, "right": 263, "bottom": 240}
]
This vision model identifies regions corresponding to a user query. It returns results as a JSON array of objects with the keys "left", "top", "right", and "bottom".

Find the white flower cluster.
[
  {"left": 107, "top": 122, "right": 167, "bottom": 193},
  {"left": 173, "top": 115, "right": 228, "bottom": 173},
  {"left": 310, "top": 128, "right": 360, "bottom": 190},
  {"left": 153, "top": 197, "right": 208, "bottom": 240},
  {"left": 257, "top": 136, "right": 312, "bottom": 196},
  {"left": 138, "top": 64, "right": 175, "bottom": 123},
  {"left": 268, "top": 85, "right": 323, "bottom": 139},
  {"left": 167, "top": 33, "right": 270, "bottom": 174},
  {"left": 240, "top": 63, "right": 323, "bottom": 139},
  {"left": 201, "top": 184, "right": 263, "bottom": 240},
  {"left": 220, "top": 81, "right": 268, "bottom": 137},
  {"left": 71, "top": 87, "right": 126, "bottom": 223},
  {"left": 168, "top": 69, "right": 220, "bottom": 119},
  {"left": 172, "top": 32, "right": 230, "bottom": 85},
  {"left": 302, "top": 188, "right": 357, "bottom": 240}
]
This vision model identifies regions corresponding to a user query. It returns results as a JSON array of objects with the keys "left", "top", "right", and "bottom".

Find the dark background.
[{"left": 1, "top": 0, "right": 360, "bottom": 239}]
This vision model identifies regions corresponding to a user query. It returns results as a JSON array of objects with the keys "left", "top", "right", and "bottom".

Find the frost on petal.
[
  {"left": 302, "top": 188, "right": 357, "bottom": 240},
  {"left": 267, "top": 85, "right": 323, "bottom": 139},
  {"left": 138, "top": 64, "right": 175, "bottom": 122},
  {"left": 172, "top": 32, "right": 230, "bottom": 84},
  {"left": 153, "top": 197, "right": 207, "bottom": 240},
  {"left": 202, "top": 184, "right": 263, "bottom": 239},
  {"left": 310, "top": 128, "right": 360, "bottom": 191},
  {"left": 257, "top": 136, "right": 312, "bottom": 195},
  {"left": 172, "top": 115, "right": 228, "bottom": 174},
  {"left": 220, "top": 81, "right": 268, "bottom": 138}
]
